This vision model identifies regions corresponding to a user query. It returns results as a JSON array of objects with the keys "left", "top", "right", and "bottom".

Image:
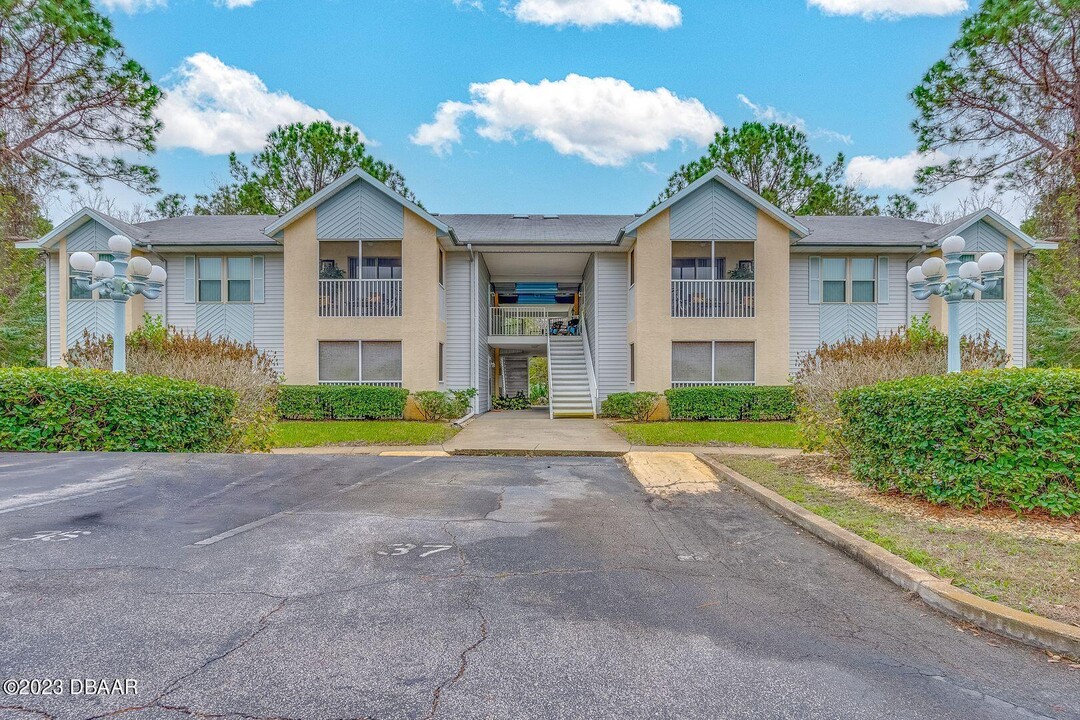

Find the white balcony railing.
[
  {"left": 319, "top": 279, "right": 402, "bottom": 317},
  {"left": 489, "top": 306, "right": 572, "bottom": 336},
  {"left": 671, "top": 279, "right": 755, "bottom": 318}
]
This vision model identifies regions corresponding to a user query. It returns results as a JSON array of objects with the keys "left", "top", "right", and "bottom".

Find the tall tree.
[
  {"left": 224, "top": 121, "right": 418, "bottom": 214},
  {"left": 911, "top": 0, "right": 1080, "bottom": 222},
  {"left": 0, "top": 0, "right": 162, "bottom": 230},
  {"left": 658, "top": 122, "right": 878, "bottom": 216}
]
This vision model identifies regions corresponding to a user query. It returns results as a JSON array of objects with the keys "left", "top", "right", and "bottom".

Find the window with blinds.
[{"left": 672, "top": 341, "right": 755, "bottom": 385}]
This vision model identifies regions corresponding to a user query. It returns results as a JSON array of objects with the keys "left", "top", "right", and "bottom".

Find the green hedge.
[
  {"left": 838, "top": 369, "right": 1080, "bottom": 516},
  {"left": 279, "top": 385, "right": 409, "bottom": 420},
  {"left": 665, "top": 386, "right": 795, "bottom": 421},
  {"left": 600, "top": 392, "right": 660, "bottom": 421},
  {"left": 0, "top": 367, "right": 235, "bottom": 452}
]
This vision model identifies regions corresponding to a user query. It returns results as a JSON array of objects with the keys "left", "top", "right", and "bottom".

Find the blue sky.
[{"left": 86, "top": 0, "right": 985, "bottom": 219}]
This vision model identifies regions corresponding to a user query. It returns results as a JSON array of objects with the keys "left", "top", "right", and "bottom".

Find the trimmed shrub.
[
  {"left": 793, "top": 315, "right": 1009, "bottom": 455},
  {"left": 412, "top": 388, "right": 476, "bottom": 421},
  {"left": 65, "top": 316, "right": 280, "bottom": 452},
  {"left": 665, "top": 386, "right": 795, "bottom": 421},
  {"left": 0, "top": 367, "right": 235, "bottom": 452},
  {"left": 601, "top": 392, "right": 661, "bottom": 422},
  {"left": 279, "top": 385, "right": 410, "bottom": 420},
  {"left": 838, "top": 369, "right": 1080, "bottom": 516}
]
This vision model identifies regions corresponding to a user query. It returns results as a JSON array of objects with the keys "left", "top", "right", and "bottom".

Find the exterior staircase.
[{"left": 547, "top": 335, "right": 596, "bottom": 418}]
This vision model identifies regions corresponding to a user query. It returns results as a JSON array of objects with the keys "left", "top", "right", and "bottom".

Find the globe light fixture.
[
  {"left": 907, "top": 234, "right": 1004, "bottom": 373},
  {"left": 68, "top": 235, "right": 167, "bottom": 372}
]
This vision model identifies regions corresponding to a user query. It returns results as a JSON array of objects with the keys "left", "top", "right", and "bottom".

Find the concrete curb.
[{"left": 696, "top": 454, "right": 1080, "bottom": 657}]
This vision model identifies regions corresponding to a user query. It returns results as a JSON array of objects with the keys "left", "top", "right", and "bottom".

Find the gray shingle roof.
[
  {"left": 796, "top": 215, "right": 940, "bottom": 247},
  {"left": 131, "top": 215, "right": 280, "bottom": 246},
  {"left": 436, "top": 214, "right": 636, "bottom": 244}
]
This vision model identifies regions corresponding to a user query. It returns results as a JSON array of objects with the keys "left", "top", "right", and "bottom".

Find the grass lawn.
[
  {"left": 719, "top": 455, "right": 1080, "bottom": 628},
  {"left": 613, "top": 421, "right": 800, "bottom": 448},
  {"left": 271, "top": 421, "right": 458, "bottom": 448}
]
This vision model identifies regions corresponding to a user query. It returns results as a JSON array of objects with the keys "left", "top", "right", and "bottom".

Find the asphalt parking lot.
[{"left": 0, "top": 452, "right": 1076, "bottom": 720}]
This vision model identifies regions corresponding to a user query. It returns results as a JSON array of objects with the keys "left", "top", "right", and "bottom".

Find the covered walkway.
[{"left": 444, "top": 408, "right": 629, "bottom": 455}]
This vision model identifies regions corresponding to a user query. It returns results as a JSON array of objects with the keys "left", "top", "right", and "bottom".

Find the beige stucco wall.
[
  {"left": 626, "top": 209, "right": 791, "bottom": 390},
  {"left": 282, "top": 208, "right": 444, "bottom": 388}
]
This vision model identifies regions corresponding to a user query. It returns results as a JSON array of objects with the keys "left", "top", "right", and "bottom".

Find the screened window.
[
  {"left": 629, "top": 343, "right": 636, "bottom": 383},
  {"left": 438, "top": 250, "right": 445, "bottom": 286},
  {"left": 851, "top": 258, "right": 876, "bottom": 303},
  {"left": 197, "top": 257, "right": 223, "bottom": 302},
  {"left": 714, "top": 342, "right": 755, "bottom": 383},
  {"left": 318, "top": 341, "right": 359, "bottom": 383},
  {"left": 438, "top": 342, "right": 444, "bottom": 383},
  {"left": 822, "top": 257, "right": 847, "bottom": 303},
  {"left": 671, "top": 342, "right": 713, "bottom": 383},
  {"left": 362, "top": 257, "right": 402, "bottom": 280},
  {"left": 672, "top": 341, "right": 754, "bottom": 385},
  {"left": 361, "top": 341, "right": 402, "bottom": 383},
  {"left": 629, "top": 249, "right": 636, "bottom": 286},
  {"left": 227, "top": 257, "right": 252, "bottom": 302}
]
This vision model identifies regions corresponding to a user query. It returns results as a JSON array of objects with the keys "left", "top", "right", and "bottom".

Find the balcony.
[
  {"left": 671, "top": 279, "right": 755, "bottom": 319},
  {"left": 319, "top": 279, "right": 402, "bottom": 318},
  {"left": 489, "top": 306, "right": 574, "bottom": 337}
]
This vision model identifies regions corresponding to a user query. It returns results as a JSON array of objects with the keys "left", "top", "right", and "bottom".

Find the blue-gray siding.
[
  {"left": 819, "top": 304, "right": 878, "bottom": 345},
  {"left": 876, "top": 254, "right": 908, "bottom": 333},
  {"left": 444, "top": 252, "right": 473, "bottom": 390},
  {"left": 593, "top": 253, "right": 629, "bottom": 400},
  {"left": 788, "top": 255, "right": 819, "bottom": 373},
  {"left": 1013, "top": 253, "right": 1027, "bottom": 367},
  {"left": 669, "top": 179, "right": 757, "bottom": 240},
  {"left": 66, "top": 299, "right": 113, "bottom": 348},
  {"left": 958, "top": 220, "right": 1008, "bottom": 253},
  {"left": 582, "top": 254, "right": 597, "bottom": 369},
  {"left": 66, "top": 219, "right": 110, "bottom": 252},
  {"left": 47, "top": 254, "right": 61, "bottom": 366},
  {"left": 316, "top": 179, "right": 405, "bottom": 240},
  {"left": 957, "top": 302, "right": 1006, "bottom": 347}
]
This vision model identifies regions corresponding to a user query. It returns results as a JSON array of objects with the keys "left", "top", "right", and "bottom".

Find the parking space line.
[
  {"left": 0, "top": 483, "right": 131, "bottom": 516},
  {"left": 189, "top": 457, "right": 432, "bottom": 547}
]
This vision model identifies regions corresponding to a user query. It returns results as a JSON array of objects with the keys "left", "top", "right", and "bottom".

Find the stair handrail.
[{"left": 578, "top": 309, "right": 599, "bottom": 418}]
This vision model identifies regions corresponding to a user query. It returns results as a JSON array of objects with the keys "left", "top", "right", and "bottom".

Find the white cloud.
[
  {"left": 98, "top": 0, "right": 165, "bottom": 12},
  {"left": 845, "top": 149, "right": 949, "bottom": 189},
  {"left": 808, "top": 0, "right": 966, "bottom": 20},
  {"left": 737, "top": 94, "right": 852, "bottom": 145},
  {"left": 411, "top": 74, "right": 723, "bottom": 166},
  {"left": 508, "top": 0, "right": 682, "bottom": 28},
  {"left": 157, "top": 53, "right": 365, "bottom": 155},
  {"left": 217, "top": 0, "right": 259, "bottom": 6}
]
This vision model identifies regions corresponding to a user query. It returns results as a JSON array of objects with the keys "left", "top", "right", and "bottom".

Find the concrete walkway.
[{"left": 444, "top": 407, "right": 630, "bottom": 455}]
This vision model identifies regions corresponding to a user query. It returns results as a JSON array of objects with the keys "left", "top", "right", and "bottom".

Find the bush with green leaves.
[
  {"left": 412, "top": 388, "right": 476, "bottom": 421},
  {"left": 493, "top": 393, "right": 531, "bottom": 410},
  {"left": 665, "top": 386, "right": 795, "bottom": 421},
  {"left": 600, "top": 392, "right": 661, "bottom": 421},
  {"left": 838, "top": 369, "right": 1080, "bottom": 516},
  {"left": 279, "top": 385, "right": 410, "bottom": 420},
  {"left": 0, "top": 367, "right": 235, "bottom": 452},
  {"left": 793, "top": 315, "right": 1009, "bottom": 454}
]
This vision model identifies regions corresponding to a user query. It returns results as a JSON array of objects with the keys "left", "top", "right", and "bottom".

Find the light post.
[
  {"left": 69, "top": 235, "right": 167, "bottom": 373},
  {"left": 906, "top": 234, "right": 1004, "bottom": 373}
]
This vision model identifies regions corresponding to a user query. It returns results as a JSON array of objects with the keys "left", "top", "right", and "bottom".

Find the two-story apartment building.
[{"left": 20, "top": 167, "right": 1054, "bottom": 417}]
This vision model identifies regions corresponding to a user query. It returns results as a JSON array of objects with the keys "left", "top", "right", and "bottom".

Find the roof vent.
[
  {"left": 513, "top": 214, "right": 529, "bottom": 219},
  {"left": 543, "top": 214, "right": 559, "bottom": 220}
]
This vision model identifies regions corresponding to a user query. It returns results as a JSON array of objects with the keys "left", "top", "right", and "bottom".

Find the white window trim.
[
  {"left": 821, "top": 257, "right": 877, "bottom": 305},
  {"left": 671, "top": 340, "right": 756, "bottom": 386},
  {"left": 317, "top": 339, "right": 404, "bottom": 387},
  {"left": 196, "top": 255, "right": 254, "bottom": 304}
]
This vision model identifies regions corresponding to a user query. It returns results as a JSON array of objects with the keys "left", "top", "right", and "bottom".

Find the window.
[
  {"left": 197, "top": 257, "right": 223, "bottom": 302},
  {"left": 672, "top": 341, "right": 754, "bottom": 385},
  {"left": 822, "top": 257, "right": 847, "bottom": 303},
  {"left": 69, "top": 252, "right": 112, "bottom": 299},
  {"left": 361, "top": 341, "right": 402, "bottom": 383},
  {"left": 629, "top": 343, "right": 635, "bottom": 383},
  {"left": 821, "top": 257, "right": 876, "bottom": 304},
  {"left": 362, "top": 257, "right": 402, "bottom": 280},
  {"left": 851, "top": 258, "right": 876, "bottom": 303},
  {"left": 438, "top": 342, "right": 445, "bottom": 383},
  {"left": 227, "top": 257, "right": 252, "bottom": 302},
  {"left": 318, "top": 340, "right": 403, "bottom": 385},
  {"left": 671, "top": 258, "right": 712, "bottom": 280},
  {"left": 629, "top": 249, "right": 636, "bottom": 287},
  {"left": 438, "top": 250, "right": 445, "bottom": 286},
  {"left": 319, "top": 341, "right": 360, "bottom": 383}
]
